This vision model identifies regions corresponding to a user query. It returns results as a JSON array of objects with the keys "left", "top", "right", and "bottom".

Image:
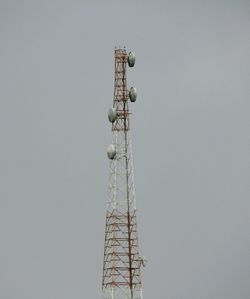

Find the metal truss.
[{"left": 102, "top": 49, "right": 143, "bottom": 299}]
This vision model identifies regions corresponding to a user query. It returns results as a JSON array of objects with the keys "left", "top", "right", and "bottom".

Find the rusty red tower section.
[{"left": 102, "top": 48, "right": 145, "bottom": 299}]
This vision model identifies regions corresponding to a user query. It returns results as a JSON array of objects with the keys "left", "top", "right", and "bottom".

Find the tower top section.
[
  {"left": 107, "top": 48, "right": 137, "bottom": 135},
  {"left": 114, "top": 48, "right": 136, "bottom": 67}
]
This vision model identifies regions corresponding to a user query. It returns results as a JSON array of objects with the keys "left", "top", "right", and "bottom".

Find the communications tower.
[{"left": 102, "top": 48, "right": 146, "bottom": 299}]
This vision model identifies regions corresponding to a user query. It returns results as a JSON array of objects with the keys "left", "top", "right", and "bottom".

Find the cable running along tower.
[{"left": 102, "top": 48, "right": 145, "bottom": 299}]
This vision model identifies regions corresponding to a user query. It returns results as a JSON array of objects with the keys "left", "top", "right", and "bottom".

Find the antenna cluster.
[{"left": 107, "top": 50, "right": 137, "bottom": 160}]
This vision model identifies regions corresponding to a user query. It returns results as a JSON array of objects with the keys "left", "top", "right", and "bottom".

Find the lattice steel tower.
[{"left": 102, "top": 48, "right": 146, "bottom": 299}]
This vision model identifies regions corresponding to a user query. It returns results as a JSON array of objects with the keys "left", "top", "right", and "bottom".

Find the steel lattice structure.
[{"left": 102, "top": 48, "right": 144, "bottom": 299}]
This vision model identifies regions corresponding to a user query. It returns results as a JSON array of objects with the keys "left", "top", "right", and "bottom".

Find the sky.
[{"left": 0, "top": 1, "right": 249, "bottom": 299}]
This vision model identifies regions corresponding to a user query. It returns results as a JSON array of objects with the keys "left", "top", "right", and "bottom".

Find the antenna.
[{"left": 102, "top": 48, "right": 145, "bottom": 299}]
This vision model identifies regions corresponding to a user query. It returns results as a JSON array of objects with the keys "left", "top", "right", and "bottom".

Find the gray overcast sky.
[{"left": 0, "top": 1, "right": 249, "bottom": 299}]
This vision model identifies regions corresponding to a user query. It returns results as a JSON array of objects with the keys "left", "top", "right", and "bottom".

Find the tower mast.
[{"left": 102, "top": 48, "right": 144, "bottom": 299}]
